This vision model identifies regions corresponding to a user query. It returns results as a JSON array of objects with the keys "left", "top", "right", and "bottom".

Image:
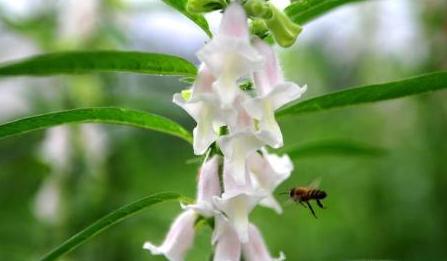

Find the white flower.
[
  {"left": 244, "top": 37, "right": 307, "bottom": 148},
  {"left": 185, "top": 155, "right": 221, "bottom": 217},
  {"left": 218, "top": 132, "right": 265, "bottom": 185},
  {"left": 197, "top": 2, "right": 263, "bottom": 106},
  {"left": 247, "top": 150, "right": 293, "bottom": 214},
  {"left": 213, "top": 215, "right": 241, "bottom": 261},
  {"left": 143, "top": 209, "right": 197, "bottom": 261},
  {"left": 242, "top": 223, "right": 286, "bottom": 261},
  {"left": 173, "top": 65, "right": 225, "bottom": 155},
  {"left": 213, "top": 164, "right": 262, "bottom": 242}
]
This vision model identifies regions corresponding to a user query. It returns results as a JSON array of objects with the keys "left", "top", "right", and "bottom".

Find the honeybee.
[{"left": 288, "top": 179, "right": 327, "bottom": 218}]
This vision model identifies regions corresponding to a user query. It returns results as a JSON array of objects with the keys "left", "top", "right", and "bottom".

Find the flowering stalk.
[{"left": 144, "top": 1, "right": 306, "bottom": 260}]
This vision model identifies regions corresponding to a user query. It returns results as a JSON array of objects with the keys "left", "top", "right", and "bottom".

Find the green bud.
[
  {"left": 181, "top": 89, "right": 192, "bottom": 101},
  {"left": 186, "top": 0, "right": 226, "bottom": 13},
  {"left": 243, "top": 0, "right": 272, "bottom": 19},
  {"left": 250, "top": 18, "right": 269, "bottom": 39},
  {"left": 264, "top": 4, "right": 302, "bottom": 47}
]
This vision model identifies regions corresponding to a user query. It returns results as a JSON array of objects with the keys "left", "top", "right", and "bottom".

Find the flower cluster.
[{"left": 143, "top": 2, "right": 306, "bottom": 260}]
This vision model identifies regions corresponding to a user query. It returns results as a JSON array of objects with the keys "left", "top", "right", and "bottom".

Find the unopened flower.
[
  {"left": 213, "top": 215, "right": 241, "bottom": 261},
  {"left": 264, "top": 4, "right": 302, "bottom": 47},
  {"left": 197, "top": 2, "right": 263, "bottom": 106},
  {"left": 186, "top": 155, "right": 221, "bottom": 217},
  {"left": 247, "top": 150, "right": 293, "bottom": 214},
  {"left": 244, "top": 37, "right": 307, "bottom": 148},
  {"left": 242, "top": 223, "right": 285, "bottom": 261},
  {"left": 143, "top": 209, "right": 197, "bottom": 261}
]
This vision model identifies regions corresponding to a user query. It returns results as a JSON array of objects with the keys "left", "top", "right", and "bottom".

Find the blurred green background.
[{"left": 0, "top": 0, "right": 446, "bottom": 260}]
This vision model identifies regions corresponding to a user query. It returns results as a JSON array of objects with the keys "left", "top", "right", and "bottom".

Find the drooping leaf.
[
  {"left": 39, "top": 192, "right": 182, "bottom": 261},
  {"left": 0, "top": 51, "right": 197, "bottom": 77},
  {"left": 0, "top": 107, "right": 192, "bottom": 143},
  {"left": 282, "top": 139, "right": 386, "bottom": 159},
  {"left": 162, "top": 0, "right": 212, "bottom": 37},
  {"left": 285, "top": 0, "right": 367, "bottom": 25},
  {"left": 277, "top": 71, "right": 447, "bottom": 117}
]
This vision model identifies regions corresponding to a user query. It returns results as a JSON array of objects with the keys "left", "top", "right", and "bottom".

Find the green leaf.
[
  {"left": 39, "top": 192, "right": 182, "bottom": 261},
  {"left": 0, "top": 51, "right": 197, "bottom": 77},
  {"left": 282, "top": 139, "right": 386, "bottom": 159},
  {"left": 162, "top": 0, "right": 212, "bottom": 37},
  {"left": 277, "top": 71, "right": 447, "bottom": 117},
  {"left": 285, "top": 0, "right": 367, "bottom": 25},
  {"left": 0, "top": 107, "right": 192, "bottom": 143}
]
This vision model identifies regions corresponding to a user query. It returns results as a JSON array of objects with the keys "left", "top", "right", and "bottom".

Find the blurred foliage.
[{"left": 0, "top": 1, "right": 446, "bottom": 261}]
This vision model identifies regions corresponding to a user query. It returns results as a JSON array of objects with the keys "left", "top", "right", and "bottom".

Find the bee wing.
[{"left": 308, "top": 177, "right": 322, "bottom": 190}]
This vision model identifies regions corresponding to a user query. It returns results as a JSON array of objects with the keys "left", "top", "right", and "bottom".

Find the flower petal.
[
  {"left": 197, "top": 2, "right": 263, "bottom": 106},
  {"left": 173, "top": 93, "right": 222, "bottom": 155},
  {"left": 218, "top": 132, "right": 265, "bottom": 185},
  {"left": 242, "top": 223, "right": 286, "bottom": 261},
  {"left": 186, "top": 155, "right": 222, "bottom": 217},
  {"left": 213, "top": 193, "right": 261, "bottom": 243},
  {"left": 213, "top": 215, "right": 242, "bottom": 261},
  {"left": 219, "top": 2, "right": 249, "bottom": 39},
  {"left": 143, "top": 210, "right": 197, "bottom": 261},
  {"left": 252, "top": 37, "right": 283, "bottom": 96}
]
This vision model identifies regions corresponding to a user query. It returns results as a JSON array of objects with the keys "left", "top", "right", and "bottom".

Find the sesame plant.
[{"left": 0, "top": 0, "right": 446, "bottom": 261}]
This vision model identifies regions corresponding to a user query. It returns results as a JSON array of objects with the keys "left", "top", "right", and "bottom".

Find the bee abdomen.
[{"left": 310, "top": 190, "right": 327, "bottom": 199}]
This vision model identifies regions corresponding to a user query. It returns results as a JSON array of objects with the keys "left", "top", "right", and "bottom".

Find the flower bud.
[
  {"left": 243, "top": 0, "right": 272, "bottom": 19},
  {"left": 250, "top": 19, "right": 269, "bottom": 39},
  {"left": 265, "top": 4, "right": 302, "bottom": 47},
  {"left": 186, "top": 0, "right": 226, "bottom": 13}
]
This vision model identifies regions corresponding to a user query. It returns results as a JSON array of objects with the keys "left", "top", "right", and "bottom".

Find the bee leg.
[
  {"left": 299, "top": 201, "right": 307, "bottom": 208},
  {"left": 306, "top": 201, "right": 318, "bottom": 219},
  {"left": 316, "top": 199, "right": 325, "bottom": 209}
]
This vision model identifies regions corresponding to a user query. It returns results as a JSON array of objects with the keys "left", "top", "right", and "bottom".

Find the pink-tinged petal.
[
  {"left": 197, "top": 155, "right": 221, "bottom": 202},
  {"left": 247, "top": 151, "right": 293, "bottom": 214},
  {"left": 252, "top": 37, "right": 283, "bottom": 96},
  {"left": 242, "top": 224, "right": 286, "bottom": 261},
  {"left": 213, "top": 215, "right": 242, "bottom": 261},
  {"left": 191, "top": 64, "right": 216, "bottom": 98},
  {"left": 143, "top": 210, "right": 197, "bottom": 261},
  {"left": 196, "top": 2, "right": 263, "bottom": 106},
  {"left": 186, "top": 155, "right": 222, "bottom": 217},
  {"left": 219, "top": 2, "right": 249, "bottom": 39}
]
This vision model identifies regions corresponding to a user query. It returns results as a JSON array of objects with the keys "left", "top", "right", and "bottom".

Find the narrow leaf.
[
  {"left": 277, "top": 71, "right": 447, "bottom": 117},
  {"left": 162, "top": 0, "right": 212, "bottom": 37},
  {"left": 0, "top": 107, "right": 192, "bottom": 143},
  {"left": 39, "top": 192, "right": 182, "bottom": 261},
  {"left": 285, "top": 0, "right": 367, "bottom": 25},
  {"left": 0, "top": 51, "right": 197, "bottom": 77},
  {"left": 282, "top": 140, "right": 386, "bottom": 159}
]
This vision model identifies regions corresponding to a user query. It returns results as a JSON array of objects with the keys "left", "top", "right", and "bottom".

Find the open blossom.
[
  {"left": 143, "top": 209, "right": 197, "bottom": 261},
  {"left": 186, "top": 155, "right": 221, "bottom": 217},
  {"left": 150, "top": 1, "right": 307, "bottom": 260},
  {"left": 244, "top": 38, "right": 307, "bottom": 148},
  {"left": 213, "top": 215, "right": 242, "bottom": 261},
  {"left": 247, "top": 150, "right": 293, "bottom": 214},
  {"left": 242, "top": 224, "right": 285, "bottom": 261},
  {"left": 197, "top": 2, "right": 263, "bottom": 106},
  {"left": 213, "top": 163, "right": 263, "bottom": 242},
  {"left": 173, "top": 65, "right": 225, "bottom": 155}
]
